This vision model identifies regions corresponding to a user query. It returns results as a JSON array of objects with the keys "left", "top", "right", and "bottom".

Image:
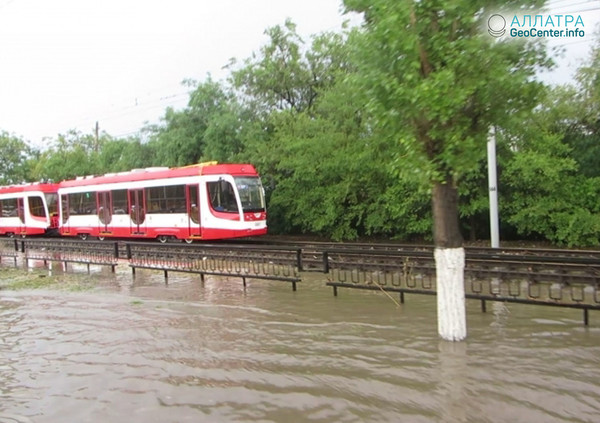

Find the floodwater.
[{"left": 1, "top": 263, "right": 599, "bottom": 423}]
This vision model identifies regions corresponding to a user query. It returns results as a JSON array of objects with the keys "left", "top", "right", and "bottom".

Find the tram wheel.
[
  {"left": 97, "top": 236, "right": 105, "bottom": 241},
  {"left": 157, "top": 235, "right": 169, "bottom": 243},
  {"left": 184, "top": 238, "right": 194, "bottom": 244},
  {"left": 79, "top": 233, "right": 89, "bottom": 241}
]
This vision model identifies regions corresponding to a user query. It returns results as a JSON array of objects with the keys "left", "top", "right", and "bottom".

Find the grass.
[{"left": 0, "top": 267, "right": 94, "bottom": 292}]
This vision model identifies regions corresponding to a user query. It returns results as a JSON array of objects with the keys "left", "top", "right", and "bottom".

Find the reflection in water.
[
  {"left": 437, "top": 341, "right": 468, "bottom": 423},
  {"left": 0, "top": 267, "right": 599, "bottom": 422}
]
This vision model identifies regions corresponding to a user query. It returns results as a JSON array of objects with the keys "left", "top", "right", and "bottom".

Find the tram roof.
[
  {"left": 0, "top": 182, "right": 60, "bottom": 195},
  {"left": 58, "top": 163, "right": 259, "bottom": 188}
]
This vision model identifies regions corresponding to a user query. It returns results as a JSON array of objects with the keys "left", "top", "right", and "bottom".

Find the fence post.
[{"left": 296, "top": 248, "right": 303, "bottom": 272}]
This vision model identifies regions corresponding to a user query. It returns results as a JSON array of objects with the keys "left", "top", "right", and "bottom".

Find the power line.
[{"left": 52, "top": 90, "right": 191, "bottom": 136}]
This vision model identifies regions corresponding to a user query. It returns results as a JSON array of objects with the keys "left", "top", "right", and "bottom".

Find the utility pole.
[
  {"left": 94, "top": 121, "right": 99, "bottom": 152},
  {"left": 487, "top": 126, "right": 500, "bottom": 248}
]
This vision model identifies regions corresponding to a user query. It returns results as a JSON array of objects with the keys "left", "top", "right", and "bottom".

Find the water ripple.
[{"left": 0, "top": 274, "right": 599, "bottom": 423}]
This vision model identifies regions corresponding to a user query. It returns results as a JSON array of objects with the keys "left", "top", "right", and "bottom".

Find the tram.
[
  {"left": 57, "top": 162, "right": 267, "bottom": 242},
  {"left": 0, "top": 183, "right": 60, "bottom": 237}
]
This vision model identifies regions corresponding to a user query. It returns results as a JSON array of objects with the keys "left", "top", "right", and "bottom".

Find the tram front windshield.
[{"left": 235, "top": 177, "right": 265, "bottom": 213}]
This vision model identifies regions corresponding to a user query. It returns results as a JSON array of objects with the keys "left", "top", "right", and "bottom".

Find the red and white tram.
[
  {"left": 57, "top": 162, "right": 267, "bottom": 242},
  {"left": 0, "top": 183, "right": 60, "bottom": 237}
]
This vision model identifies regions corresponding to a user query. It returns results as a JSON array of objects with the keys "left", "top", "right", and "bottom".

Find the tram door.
[
  {"left": 128, "top": 189, "right": 146, "bottom": 235},
  {"left": 186, "top": 184, "right": 201, "bottom": 238},
  {"left": 97, "top": 191, "right": 112, "bottom": 235},
  {"left": 61, "top": 195, "right": 70, "bottom": 234},
  {"left": 16, "top": 197, "right": 25, "bottom": 234}
]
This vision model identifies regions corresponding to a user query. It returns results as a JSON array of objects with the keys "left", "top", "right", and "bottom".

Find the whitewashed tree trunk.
[{"left": 435, "top": 247, "right": 466, "bottom": 341}]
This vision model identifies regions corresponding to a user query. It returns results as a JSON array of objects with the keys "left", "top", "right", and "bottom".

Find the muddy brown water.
[{"left": 1, "top": 264, "right": 599, "bottom": 423}]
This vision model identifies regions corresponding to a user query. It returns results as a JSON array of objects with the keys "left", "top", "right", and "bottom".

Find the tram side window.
[
  {"left": 0, "top": 198, "right": 17, "bottom": 217},
  {"left": 61, "top": 195, "right": 69, "bottom": 223},
  {"left": 112, "top": 190, "right": 128, "bottom": 214},
  {"left": 146, "top": 185, "right": 186, "bottom": 213},
  {"left": 29, "top": 196, "right": 46, "bottom": 218},
  {"left": 207, "top": 180, "right": 239, "bottom": 213},
  {"left": 68, "top": 192, "right": 96, "bottom": 215}
]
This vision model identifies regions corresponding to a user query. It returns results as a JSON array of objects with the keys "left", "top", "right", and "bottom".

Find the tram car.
[
  {"left": 0, "top": 183, "right": 60, "bottom": 237},
  {"left": 57, "top": 162, "right": 267, "bottom": 242}
]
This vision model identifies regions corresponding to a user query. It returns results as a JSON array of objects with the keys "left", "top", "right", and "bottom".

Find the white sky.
[
  {"left": 0, "top": 0, "right": 356, "bottom": 146},
  {"left": 0, "top": 0, "right": 598, "bottom": 148}
]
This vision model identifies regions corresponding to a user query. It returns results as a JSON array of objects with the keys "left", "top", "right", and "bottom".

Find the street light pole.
[{"left": 488, "top": 126, "right": 500, "bottom": 248}]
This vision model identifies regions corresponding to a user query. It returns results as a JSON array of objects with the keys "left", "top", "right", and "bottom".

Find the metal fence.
[
  {"left": 3, "top": 238, "right": 599, "bottom": 324},
  {"left": 19, "top": 238, "right": 119, "bottom": 273},
  {"left": 125, "top": 242, "right": 301, "bottom": 290},
  {"left": 324, "top": 248, "right": 600, "bottom": 325},
  {"left": 0, "top": 238, "right": 18, "bottom": 267}
]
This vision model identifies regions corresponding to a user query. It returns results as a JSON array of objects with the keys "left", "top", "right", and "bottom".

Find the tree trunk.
[
  {"left": 432, "top": 176, "right": 466, "bottom": 341},
  {"left": 432, "top": 177, "right": 463, "bottom": 248}
]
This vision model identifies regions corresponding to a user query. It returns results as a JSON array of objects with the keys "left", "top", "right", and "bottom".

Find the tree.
[
  {"left": 231, "top": 20, "right": 351, "bottom": 115},
  {"left": 0, "top": 131, "right": 31, "bottom": 185},
  {"left": 498, "top": 46, "right": 600, "bottom": 247},
  {"left": 232, "top": 21, "right": 404, "bottom": 239},
  {"left": 147, "top": 78, "right": 246, "bottom": 166},
  {"left": 344, "top": 0, "right": 549, "bottom": 341},
  {"left": 563, "top": 41, "right": 600, "bottom": 178},
  {"left": 96, "top": 137, "right": 155, "bottom": 172},
  {"left": 30, "top": 130, "right": 100, "bottom": 182}
]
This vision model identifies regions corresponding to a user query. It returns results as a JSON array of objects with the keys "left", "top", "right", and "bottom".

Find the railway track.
[
  {"left": 2, "top": 236, "right": 599, "bottom": 325},
  {"left": 3, "top": 236, "right": 600, "bottom": 271}
]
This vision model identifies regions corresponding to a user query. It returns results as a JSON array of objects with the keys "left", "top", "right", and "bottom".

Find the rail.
[
  {"left": 322, "top": 247, "right": 600, "bottom": 325},
  {"left": 2, "top": 237, "right": 599, "bottom": 325},
  {"left": 0, "top": 238, "right": 18, "bottom": 267},
  {"left": 19, "top": 238, "right": 119, "bottom": 272},
  {"left": 125, "top": 242, "right": 301, "bottom": 290}
]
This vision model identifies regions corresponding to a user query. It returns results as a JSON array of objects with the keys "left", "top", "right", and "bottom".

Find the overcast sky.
[
  {"left": 0, "top": 0, "right": 357, "bottom": 146},
  {"left": 0, "top": 0, "right": 598, "bottom": 148}
]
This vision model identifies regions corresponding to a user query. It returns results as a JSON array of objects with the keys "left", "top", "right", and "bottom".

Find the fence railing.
[
  {"left": 0, "top": 238, "right": 18, "bottom": 267},
  {"left": 125, "top": 242, "right": 301, "bottom": 290},
  {"left": 324, "top": 248, "right": 600, "bottom": 325},
  {"left": 3, "top": 238, "right": 599, "bottom": 324},
  {"left": 19, "top": 238, "right": 119, "bottom": 272}
]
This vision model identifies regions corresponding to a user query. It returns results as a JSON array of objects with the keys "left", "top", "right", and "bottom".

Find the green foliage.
[
  {"left": 147, "top": 78, "right": 247, "bottom": 165},
  {"left": 501, "top": 83, "right": 600, "bottom": 246},
  {"left": 231, "top": 20, "right": 351, "bottom": 115},
  {"left": 30, "top": 130, "right": 99, "bottom": 182},
  {"left": 28, "top": 130, "right": 153, "bottom": 182},
  {"left": 344, "top": 0, "right": 548, "bottom": 184},
  {"left": 563, "top": 43, "right": 600, "bottom": 178},
  {"left": 343, "top": 0, "right": 550, "bottom": 247},
  {"left": 4, "top": 11, "right": 598, "bottom": 247},
  {"left": 0, "top": 131, "right": 31, "bottom": 184},
  {"left": 146, "top": 106, "right": 206, "bottom": 167},
  {"left": 96, "top": 137, "right": 155, "bottom": 172}
]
